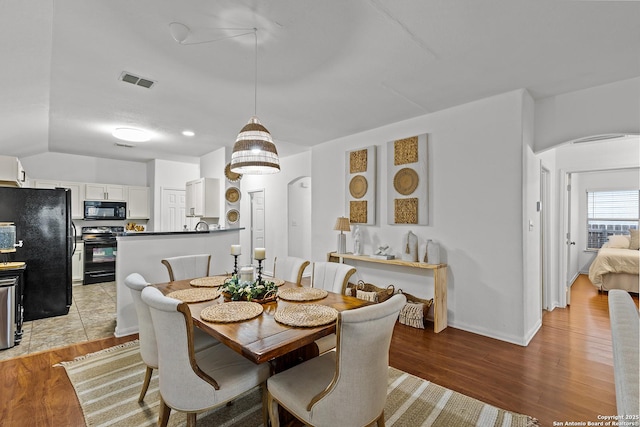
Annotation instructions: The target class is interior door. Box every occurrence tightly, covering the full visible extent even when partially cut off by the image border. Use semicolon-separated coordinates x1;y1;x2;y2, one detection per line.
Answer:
161;188;187;232
250;190;265;257
565;173;575;305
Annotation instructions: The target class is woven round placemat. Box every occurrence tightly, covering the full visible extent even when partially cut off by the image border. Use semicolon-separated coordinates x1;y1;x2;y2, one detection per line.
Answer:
263;278;285;287
274;304;338;327
278;287;328;302
200;301;263;323
166;288;221;303
190;276;229;287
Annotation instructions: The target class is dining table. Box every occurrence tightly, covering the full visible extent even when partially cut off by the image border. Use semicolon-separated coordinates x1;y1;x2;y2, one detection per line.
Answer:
152;277;372;370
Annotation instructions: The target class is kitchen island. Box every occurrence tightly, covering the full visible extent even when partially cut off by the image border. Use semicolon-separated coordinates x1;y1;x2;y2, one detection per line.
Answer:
114;228;243;337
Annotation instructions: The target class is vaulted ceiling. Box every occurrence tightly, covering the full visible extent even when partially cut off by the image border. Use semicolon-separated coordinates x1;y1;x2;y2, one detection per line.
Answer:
1;1;639;164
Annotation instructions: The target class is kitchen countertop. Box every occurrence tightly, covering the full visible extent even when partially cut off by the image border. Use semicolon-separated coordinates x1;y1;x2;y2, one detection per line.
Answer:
119;228;243;237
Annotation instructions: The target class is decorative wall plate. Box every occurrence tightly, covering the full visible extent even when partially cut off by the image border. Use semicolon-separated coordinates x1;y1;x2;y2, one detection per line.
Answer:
225;187;241;203
226;209;239;224
224;163;242;182
393;168;419;195
349;175;368;199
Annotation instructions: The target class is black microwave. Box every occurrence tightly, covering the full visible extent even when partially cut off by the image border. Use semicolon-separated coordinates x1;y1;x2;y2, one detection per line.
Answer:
84;201;127;220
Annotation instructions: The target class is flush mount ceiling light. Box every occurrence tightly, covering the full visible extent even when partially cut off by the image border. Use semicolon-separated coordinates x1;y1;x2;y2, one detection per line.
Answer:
182;130;195;137
112;127;151;142
168;22;280;174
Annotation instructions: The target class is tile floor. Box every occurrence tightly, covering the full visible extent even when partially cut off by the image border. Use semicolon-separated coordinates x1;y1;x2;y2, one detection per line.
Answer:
0;281;116;361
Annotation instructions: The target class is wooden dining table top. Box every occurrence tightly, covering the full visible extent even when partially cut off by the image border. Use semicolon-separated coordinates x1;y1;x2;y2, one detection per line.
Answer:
152;277;371;364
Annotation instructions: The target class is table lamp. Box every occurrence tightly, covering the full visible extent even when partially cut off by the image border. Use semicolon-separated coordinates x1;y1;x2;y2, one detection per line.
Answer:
334;217;351;254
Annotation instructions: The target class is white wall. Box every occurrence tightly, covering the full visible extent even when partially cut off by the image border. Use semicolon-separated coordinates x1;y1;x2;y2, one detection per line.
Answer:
288;176;312;266
522;89;542;343
312;90;529;344
535;77;640;152
235;151;312;275
200;148;227;225
21;151;147;185
147;159;199;231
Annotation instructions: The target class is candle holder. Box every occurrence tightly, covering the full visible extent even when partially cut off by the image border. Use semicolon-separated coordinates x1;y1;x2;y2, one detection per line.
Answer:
256;259;264;286
232;254;239;276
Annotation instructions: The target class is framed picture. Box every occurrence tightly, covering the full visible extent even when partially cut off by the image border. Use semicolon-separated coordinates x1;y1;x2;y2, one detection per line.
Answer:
387;134;428;225
345;146;376;225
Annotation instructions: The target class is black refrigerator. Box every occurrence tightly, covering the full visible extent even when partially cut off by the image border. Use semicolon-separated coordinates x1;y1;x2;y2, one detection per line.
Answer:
0;187;73;320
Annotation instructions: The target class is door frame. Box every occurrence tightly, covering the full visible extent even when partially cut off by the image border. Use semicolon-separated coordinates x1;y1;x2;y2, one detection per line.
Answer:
249;189;266;260
540;166;551;311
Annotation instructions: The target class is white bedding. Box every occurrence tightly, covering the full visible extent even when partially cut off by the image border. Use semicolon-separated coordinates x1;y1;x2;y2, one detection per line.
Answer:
588;247;640;291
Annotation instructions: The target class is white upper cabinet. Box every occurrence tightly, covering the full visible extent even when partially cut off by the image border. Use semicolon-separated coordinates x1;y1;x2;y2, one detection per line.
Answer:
0;156;27;187
126;186;150;219
32;180;85;219
85;183;125;201
185;178;220;218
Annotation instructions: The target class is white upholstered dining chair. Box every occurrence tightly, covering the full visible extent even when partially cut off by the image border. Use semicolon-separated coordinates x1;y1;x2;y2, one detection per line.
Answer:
161;254;211;282
311;262;357;353
273;256;310;286
124;273;219;402
267;293;406;427
141;286;271;427
311;261;356;294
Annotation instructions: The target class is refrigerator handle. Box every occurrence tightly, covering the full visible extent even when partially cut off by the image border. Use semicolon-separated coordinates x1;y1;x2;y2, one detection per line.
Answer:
71;222;77;255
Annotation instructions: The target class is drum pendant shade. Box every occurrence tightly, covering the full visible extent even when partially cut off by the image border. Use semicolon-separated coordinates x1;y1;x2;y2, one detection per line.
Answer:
230;116;280;174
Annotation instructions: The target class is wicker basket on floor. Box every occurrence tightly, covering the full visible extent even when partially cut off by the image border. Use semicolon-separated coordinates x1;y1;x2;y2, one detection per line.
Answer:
345;280;395;303
396;289;433;329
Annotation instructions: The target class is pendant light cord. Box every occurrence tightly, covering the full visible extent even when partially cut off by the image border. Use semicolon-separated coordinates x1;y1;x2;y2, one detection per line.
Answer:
253;28;258;117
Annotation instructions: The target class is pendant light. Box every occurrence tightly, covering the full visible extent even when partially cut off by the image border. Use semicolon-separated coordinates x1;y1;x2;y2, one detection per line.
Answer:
230;29;280;174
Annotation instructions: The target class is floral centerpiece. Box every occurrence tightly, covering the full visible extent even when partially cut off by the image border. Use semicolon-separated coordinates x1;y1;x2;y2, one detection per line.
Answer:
222;276;278;303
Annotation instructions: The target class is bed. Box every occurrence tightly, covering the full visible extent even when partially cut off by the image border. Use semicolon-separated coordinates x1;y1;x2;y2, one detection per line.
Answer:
588;233;639;293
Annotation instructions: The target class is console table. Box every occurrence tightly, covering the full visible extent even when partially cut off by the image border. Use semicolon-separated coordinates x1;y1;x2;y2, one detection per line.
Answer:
328;252;448;333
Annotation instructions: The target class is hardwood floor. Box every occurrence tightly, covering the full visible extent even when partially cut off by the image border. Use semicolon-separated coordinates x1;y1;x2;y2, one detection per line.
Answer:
0;275;636;427
391;275;638;427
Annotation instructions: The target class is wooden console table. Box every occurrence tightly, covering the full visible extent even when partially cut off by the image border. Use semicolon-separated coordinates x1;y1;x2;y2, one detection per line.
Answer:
328;252;448;333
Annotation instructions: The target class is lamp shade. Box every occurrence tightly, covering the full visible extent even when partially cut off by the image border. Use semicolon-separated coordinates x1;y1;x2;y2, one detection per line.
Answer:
230;116;280;175
334;217;351;232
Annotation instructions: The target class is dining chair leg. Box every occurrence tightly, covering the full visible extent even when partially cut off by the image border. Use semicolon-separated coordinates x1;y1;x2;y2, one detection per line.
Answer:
158;397;171;427
186;412;197;427
267;389;280;427
261;383;269;427
376;410;385;427
138;366;153;402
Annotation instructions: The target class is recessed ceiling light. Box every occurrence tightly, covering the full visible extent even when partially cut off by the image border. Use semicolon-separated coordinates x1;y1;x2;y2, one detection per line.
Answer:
182;130;195;137
112;128;151;142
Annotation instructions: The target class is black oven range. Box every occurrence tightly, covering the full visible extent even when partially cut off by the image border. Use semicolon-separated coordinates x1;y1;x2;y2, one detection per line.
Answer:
81;226;123;285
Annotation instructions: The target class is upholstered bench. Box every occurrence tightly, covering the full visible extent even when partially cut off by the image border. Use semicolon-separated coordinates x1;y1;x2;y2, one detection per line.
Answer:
607;290;639;418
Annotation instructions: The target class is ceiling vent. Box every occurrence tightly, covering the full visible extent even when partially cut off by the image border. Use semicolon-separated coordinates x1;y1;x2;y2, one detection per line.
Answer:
114;142;135;148
119;71;156;89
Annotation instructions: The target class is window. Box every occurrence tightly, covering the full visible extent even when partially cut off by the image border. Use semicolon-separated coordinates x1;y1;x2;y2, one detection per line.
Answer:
586;190;639;250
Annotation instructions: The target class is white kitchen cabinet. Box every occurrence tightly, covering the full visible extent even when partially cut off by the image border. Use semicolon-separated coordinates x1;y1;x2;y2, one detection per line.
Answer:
85;183;125;201
126;186;150;219
33;180;85;219
0;156;27;187
72;241;84;283
185;178;220;218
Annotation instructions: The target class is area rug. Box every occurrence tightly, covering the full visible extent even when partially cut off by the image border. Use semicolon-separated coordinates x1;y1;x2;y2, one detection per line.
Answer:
57;340;538;427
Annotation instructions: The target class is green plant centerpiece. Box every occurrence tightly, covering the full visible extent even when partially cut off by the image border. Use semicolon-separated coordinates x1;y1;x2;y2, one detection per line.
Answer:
222;275;278;303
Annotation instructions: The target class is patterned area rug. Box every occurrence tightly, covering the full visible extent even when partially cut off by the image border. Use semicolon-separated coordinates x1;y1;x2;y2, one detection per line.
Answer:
57;340;538;427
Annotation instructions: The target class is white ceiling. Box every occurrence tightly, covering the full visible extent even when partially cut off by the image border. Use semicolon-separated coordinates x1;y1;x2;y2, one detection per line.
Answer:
1;0;639;165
